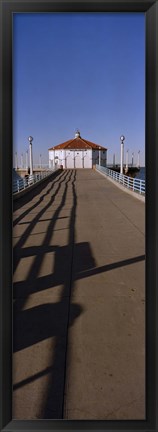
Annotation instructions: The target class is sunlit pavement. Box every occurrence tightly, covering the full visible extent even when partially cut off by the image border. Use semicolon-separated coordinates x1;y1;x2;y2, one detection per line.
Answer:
13;169;145;420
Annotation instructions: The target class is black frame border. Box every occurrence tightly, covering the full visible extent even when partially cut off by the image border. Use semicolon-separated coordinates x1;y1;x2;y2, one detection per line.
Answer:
0;1;158;431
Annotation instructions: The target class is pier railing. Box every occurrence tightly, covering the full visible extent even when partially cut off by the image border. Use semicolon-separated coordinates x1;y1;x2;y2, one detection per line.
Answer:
96;165;145;195
13;169;57;194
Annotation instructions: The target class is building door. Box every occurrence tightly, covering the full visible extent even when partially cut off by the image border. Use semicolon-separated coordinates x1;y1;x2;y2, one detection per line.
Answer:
65;151;74;169
83;150;92;168
74;151;82;168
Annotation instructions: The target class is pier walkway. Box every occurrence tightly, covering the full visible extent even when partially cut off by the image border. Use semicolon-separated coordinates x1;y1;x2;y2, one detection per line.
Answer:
13;168;145;420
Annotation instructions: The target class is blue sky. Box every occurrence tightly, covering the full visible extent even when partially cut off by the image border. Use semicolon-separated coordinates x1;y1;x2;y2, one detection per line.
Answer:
13;12;145;166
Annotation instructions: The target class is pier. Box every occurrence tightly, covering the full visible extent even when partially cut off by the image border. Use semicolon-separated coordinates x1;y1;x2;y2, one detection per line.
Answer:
13;168;145;420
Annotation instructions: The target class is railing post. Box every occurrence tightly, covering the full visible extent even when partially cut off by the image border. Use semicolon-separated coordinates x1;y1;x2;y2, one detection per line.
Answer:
95;165;145;196
140;180;142;194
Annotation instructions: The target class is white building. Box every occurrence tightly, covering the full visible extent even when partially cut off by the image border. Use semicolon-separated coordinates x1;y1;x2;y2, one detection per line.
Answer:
48;130;107;169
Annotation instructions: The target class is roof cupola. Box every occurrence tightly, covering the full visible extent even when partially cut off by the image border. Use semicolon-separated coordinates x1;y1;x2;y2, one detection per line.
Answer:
75;129;81;138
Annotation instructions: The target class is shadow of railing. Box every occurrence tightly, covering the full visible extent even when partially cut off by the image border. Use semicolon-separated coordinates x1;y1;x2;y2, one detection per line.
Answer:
13;169;95;418
13;169;70;274
13;169;145;419
13;169;66;227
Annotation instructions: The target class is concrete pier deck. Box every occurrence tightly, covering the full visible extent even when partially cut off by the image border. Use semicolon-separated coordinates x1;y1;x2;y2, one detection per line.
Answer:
13;168;145;420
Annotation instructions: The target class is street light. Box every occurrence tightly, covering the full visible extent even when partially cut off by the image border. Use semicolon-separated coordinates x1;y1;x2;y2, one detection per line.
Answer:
39;154;42;169
137;150;140;168
21;153;24;169
26;150;28;170
82;150;87;168
15;152;18;170
99;146;101;166
28;136;33;143
132;152;134;167
120;135;125;174
125;149;129;173
28;136;33;175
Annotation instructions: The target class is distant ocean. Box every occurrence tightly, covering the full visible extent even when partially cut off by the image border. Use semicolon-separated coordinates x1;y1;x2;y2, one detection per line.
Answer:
135;167;145;181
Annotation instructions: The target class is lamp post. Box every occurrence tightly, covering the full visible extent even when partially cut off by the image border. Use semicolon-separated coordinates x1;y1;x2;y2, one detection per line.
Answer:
113;153;115;167
64;149;66;169
82;151;87;168
99;147;101;166
120;135;125;174
21;153;24;169
137;150;140;168
125;149;129;173
50;148;55;169
82;150;84;168
39;154;42;169
132;152;134;167
28;136;33;175
15;152;18;170
26;150;28;170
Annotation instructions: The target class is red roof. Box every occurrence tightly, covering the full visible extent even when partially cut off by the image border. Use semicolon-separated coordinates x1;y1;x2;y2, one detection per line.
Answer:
48;136;107;151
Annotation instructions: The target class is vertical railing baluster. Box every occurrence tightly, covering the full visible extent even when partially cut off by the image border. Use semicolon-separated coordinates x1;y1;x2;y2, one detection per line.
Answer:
92;165;145;195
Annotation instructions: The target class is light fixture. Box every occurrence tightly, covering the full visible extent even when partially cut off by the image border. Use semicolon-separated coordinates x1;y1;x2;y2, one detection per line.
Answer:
28;136;33;143
120;135;125;142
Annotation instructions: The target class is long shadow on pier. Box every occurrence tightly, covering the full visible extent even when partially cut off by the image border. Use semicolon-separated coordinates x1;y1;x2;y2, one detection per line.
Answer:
13;169;145;419
13;169;95;418
13;169;66;227
13;169;70;274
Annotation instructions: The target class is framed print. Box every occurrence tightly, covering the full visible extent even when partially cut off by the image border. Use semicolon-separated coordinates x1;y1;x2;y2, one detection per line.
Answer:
0;0;158;431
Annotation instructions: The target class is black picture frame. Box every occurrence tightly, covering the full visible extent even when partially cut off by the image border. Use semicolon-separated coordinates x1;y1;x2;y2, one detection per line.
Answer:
0;0;158;431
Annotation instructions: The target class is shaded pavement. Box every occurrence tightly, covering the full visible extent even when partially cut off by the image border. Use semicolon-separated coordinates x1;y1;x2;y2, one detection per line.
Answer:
13;169;145;420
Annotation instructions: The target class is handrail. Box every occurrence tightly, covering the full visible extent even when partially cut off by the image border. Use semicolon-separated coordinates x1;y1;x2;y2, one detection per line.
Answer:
13;169;57;194
106;163;140;168
96;165;145;195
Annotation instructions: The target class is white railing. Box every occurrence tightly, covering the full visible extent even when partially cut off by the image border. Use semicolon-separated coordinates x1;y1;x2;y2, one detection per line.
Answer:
32;164;50;169
106;163;139;168
96;165;145;195
14;164;50;170
13;169;57;194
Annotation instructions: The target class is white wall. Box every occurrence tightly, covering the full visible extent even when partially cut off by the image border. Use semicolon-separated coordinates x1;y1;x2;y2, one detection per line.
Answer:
55;150;65;167
48;148;106;168
49;150;54;168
